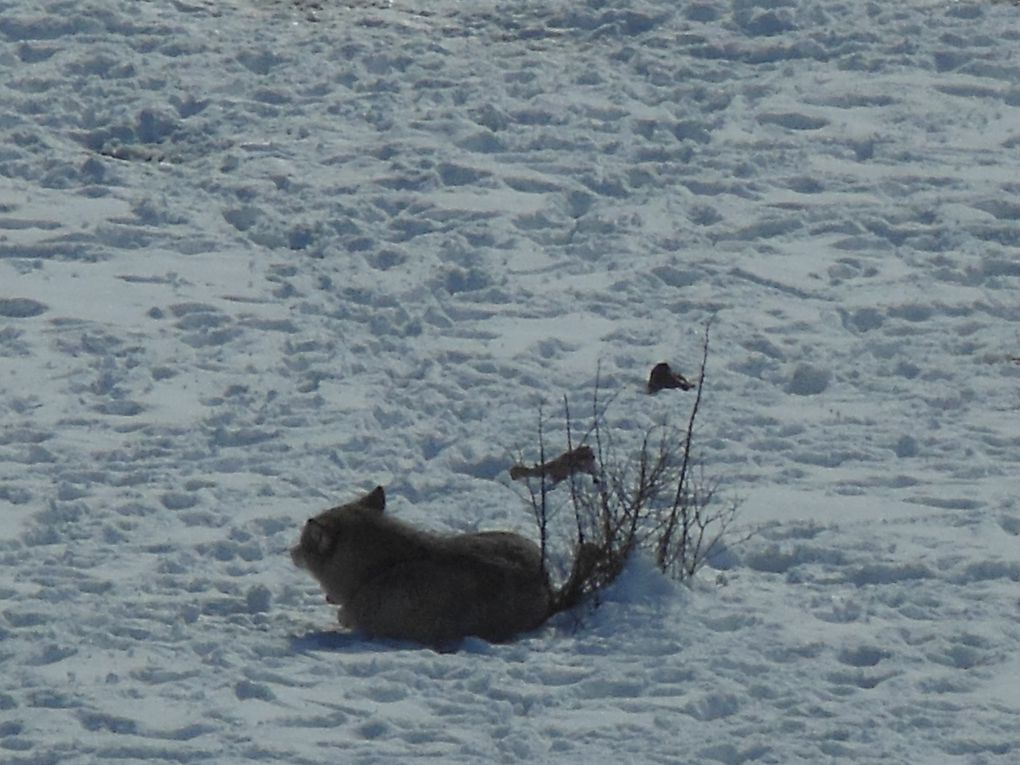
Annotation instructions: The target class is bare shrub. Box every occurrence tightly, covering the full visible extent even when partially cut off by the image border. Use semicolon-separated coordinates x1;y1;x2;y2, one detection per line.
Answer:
514;322;739;615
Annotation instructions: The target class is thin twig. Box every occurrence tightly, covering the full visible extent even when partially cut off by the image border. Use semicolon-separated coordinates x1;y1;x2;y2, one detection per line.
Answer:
537;405;548;575
564;394;585;545
658;320;712;568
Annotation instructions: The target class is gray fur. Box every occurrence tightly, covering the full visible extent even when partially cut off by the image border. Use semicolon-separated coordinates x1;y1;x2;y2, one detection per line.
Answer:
290;486;552;646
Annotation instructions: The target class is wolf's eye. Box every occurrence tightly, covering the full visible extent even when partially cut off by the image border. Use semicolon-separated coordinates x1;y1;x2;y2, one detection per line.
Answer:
305;518;335;556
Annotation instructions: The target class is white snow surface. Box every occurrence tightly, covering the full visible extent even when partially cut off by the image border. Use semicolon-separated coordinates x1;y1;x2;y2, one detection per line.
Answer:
2;0;1020;762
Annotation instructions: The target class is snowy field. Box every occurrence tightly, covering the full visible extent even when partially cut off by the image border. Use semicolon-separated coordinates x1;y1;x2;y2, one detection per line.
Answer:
2;0;1020;762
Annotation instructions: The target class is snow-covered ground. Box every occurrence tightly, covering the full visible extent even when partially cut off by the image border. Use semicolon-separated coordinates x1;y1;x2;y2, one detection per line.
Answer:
2;0;1020;762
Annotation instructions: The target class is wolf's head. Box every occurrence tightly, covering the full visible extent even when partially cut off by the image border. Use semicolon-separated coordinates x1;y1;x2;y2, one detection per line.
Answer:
290;485;385;570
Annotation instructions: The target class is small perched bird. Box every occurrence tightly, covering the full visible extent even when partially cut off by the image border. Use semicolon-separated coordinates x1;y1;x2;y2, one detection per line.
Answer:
647;362;695;394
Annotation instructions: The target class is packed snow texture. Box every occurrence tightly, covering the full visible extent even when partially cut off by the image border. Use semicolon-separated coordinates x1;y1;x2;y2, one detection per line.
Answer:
2;0;1020;763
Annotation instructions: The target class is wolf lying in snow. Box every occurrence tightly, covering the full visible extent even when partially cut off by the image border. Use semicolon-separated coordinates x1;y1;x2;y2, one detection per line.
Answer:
291;486;555;645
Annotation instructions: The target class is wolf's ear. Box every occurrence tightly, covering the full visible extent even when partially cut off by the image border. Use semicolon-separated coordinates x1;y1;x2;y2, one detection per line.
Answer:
363;485;385;514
